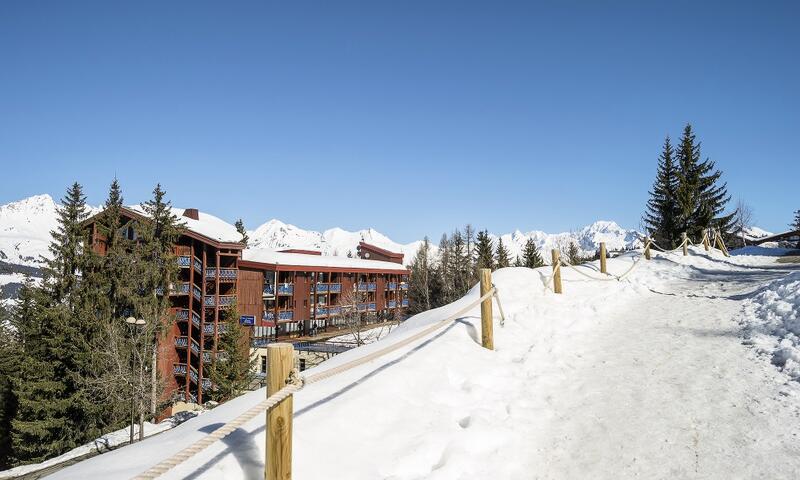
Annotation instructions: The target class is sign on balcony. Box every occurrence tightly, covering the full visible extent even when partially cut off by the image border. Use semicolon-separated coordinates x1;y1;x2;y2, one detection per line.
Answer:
240;315;255;326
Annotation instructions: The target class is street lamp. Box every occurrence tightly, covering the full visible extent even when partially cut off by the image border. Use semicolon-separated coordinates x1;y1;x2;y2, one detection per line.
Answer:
125;317;146;443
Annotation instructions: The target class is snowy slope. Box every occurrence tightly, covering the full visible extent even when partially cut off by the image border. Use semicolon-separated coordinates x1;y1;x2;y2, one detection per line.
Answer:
0;194;60;267
44;247;800;479
247;219;424;261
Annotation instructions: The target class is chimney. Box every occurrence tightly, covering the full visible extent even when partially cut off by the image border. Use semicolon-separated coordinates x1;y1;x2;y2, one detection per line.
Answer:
182;208;199;220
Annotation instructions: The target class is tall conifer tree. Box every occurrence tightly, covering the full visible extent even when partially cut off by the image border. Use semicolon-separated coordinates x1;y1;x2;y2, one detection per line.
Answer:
644;137;680;247
495;238;511;268
521;238;544;268
675;124;733;239
474;230;494;272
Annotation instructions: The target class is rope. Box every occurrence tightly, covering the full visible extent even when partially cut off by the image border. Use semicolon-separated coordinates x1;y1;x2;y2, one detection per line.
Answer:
492;285;506;327
135;287;503;479
135;379;303;479
560;258;618;281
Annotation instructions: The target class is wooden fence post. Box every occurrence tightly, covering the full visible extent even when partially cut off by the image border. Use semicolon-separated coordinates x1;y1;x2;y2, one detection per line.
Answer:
599;242;607;274
682;232;688;256
266;343;294;480
703;229;710;251
551;249;562;294
644;237;651;260
715;229;730;257
479;268;494;350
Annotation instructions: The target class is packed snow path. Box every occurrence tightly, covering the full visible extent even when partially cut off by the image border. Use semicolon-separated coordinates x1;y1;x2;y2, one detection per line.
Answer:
49;249;800;480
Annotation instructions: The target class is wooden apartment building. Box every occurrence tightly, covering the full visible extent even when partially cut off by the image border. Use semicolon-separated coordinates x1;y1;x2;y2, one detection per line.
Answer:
85;206;409;405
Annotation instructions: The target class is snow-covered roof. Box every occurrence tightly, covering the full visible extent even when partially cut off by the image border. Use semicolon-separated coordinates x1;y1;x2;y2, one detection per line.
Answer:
242;248;408;271
126;205;243;244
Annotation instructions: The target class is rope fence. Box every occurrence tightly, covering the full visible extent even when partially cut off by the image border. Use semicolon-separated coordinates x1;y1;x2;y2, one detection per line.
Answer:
135;228;732;479
135;280;505;480
545;228;731;294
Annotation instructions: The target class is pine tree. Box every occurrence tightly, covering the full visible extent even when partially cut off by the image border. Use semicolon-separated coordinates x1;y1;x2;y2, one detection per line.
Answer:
521;238;544;268
644;136;680;247
513;256;523;267
449;229;470;297
235;219;249;246
11;183;103;464
566;241;582;265
791;210;800;230
675;124;734;240
474;230;494;272
463;225;477;284
136;184;184;418
0;306;18;469
408;238;434;313
495;238;511;268
44;182;90;302
207;304;256;402
437;234;454;304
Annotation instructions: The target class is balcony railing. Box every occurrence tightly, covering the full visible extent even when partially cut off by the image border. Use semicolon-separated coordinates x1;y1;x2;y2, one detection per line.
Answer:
357;282;377;292
203;351;212;364
263;284;275;296
315;283;329;294
400;283;409;290
205;268;238;281
177;256;191;268
357;303;368;312
171;282;191;296
189;365;199;384
191;311;201;328
192;285;202;302
193;257;202;275
277;284;294;295
173;363;187;376
401;299;409;306
201;378;212;390
204;295;236;307
368;302;376;311
313;306;329;317
264;311;275;321
329;283;342;293
328;305;342;316
278;310;293;321
175;309;189;322
203;323;215;336
387;282;398;290
388;300;397;308
175;336;188;348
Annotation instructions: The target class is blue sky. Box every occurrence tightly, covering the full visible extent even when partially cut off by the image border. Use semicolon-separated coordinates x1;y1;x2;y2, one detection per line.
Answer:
0;1;797;242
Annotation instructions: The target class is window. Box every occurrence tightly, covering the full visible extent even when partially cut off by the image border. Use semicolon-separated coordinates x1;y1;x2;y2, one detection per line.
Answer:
299;358;306;372
261;355;267;374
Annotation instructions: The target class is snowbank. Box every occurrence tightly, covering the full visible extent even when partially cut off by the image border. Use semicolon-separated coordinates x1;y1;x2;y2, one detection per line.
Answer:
741;272;800;379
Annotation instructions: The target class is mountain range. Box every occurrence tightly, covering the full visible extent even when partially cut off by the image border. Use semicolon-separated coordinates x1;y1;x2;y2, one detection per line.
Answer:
0;193;773;300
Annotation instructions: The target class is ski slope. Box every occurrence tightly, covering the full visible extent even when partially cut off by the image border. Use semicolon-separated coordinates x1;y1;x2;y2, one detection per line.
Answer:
47;247;800;479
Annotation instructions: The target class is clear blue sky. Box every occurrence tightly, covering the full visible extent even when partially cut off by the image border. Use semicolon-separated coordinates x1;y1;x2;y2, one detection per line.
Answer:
0;1;797;242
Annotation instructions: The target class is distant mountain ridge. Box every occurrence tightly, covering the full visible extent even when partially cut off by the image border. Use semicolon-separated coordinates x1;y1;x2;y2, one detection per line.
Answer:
1;193;771;300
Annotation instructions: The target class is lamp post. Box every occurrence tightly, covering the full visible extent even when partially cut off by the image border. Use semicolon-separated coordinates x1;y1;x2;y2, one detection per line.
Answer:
125;316;147;443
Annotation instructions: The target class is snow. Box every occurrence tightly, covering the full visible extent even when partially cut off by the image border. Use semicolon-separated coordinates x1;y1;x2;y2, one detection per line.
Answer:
242;248;408;271
741;272;800;379
0;194;60;267
46;246;800;479
0;412;200;479
247;219;424;261
126;205;243;244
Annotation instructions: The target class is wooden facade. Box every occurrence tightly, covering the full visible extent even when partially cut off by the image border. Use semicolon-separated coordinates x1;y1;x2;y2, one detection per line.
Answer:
84;206;409;408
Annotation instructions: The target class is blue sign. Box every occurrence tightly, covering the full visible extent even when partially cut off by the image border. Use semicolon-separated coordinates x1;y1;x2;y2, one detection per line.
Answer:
240;315;255;326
